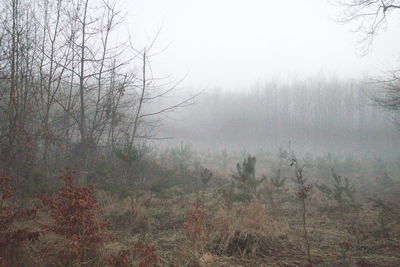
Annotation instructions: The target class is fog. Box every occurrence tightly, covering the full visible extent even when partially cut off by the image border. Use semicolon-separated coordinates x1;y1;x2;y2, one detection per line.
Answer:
157;76;400;158
1;1;400;265
117;0;400;158
121;0;400;90
1;0;400;169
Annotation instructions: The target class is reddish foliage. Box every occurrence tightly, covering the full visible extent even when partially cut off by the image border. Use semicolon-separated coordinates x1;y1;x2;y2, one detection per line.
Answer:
37;168;110;265
106;242;160;267
107;249;133;267
296;184;313;199
0;173;40;266
134;242;161;267
183;201;208;245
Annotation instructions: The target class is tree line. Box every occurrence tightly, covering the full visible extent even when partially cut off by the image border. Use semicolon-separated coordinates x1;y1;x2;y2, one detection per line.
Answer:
161;77;400;157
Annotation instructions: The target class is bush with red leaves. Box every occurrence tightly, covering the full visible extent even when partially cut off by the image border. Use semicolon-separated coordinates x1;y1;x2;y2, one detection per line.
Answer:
37;169;110;266
106;242;161;267
0;173;40;266
183;201;208;251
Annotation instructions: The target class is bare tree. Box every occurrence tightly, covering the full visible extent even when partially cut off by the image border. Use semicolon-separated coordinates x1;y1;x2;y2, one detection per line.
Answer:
335;0;400;126
335;0;400;51
57;0;132;167
0;0;40;176
370;69;400;125
0;0;196;183
113;39;198;168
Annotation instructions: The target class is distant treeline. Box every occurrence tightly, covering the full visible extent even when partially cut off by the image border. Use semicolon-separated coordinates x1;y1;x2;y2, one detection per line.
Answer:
160;77;400;157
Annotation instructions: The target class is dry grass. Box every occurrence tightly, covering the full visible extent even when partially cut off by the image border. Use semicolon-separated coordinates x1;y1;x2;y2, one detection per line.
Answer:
93;187;400;266
10;177;400;266
210;200;301;259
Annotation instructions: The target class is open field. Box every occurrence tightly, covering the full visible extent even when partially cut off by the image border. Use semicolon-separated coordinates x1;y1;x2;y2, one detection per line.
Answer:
2;149;400;266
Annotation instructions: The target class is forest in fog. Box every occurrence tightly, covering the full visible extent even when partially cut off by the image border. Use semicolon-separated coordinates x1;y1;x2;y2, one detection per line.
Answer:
160;77;400;157
0;0;399;266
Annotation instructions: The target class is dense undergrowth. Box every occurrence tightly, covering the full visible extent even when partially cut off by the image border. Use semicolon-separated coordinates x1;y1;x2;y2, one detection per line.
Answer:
1;147;400;266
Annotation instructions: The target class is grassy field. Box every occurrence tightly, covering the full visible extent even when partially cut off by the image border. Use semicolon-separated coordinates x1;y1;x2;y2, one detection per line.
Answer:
2;151;400;266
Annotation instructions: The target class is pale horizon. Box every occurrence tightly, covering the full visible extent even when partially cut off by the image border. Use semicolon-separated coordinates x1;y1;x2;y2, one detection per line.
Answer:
121;0;400;92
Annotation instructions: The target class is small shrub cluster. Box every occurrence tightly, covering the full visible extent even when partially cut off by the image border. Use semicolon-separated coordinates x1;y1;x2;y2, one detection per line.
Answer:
37;169;111;265
106;242;161;267
2;149;400;266
230;155;265;202
316;169;359;220
184;201;209;252
1;168;163;266
262;169;289;215
369;197;400;237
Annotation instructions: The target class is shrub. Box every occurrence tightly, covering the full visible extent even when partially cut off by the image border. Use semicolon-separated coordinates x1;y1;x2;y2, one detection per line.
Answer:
262;169;289;215
37;169;110;266
316;169;359;220
106;242;160;267
231;155;265;202
199;168;213;187
218;181;235;210
184;201;209;253
197;168;213;203
369;197;400;238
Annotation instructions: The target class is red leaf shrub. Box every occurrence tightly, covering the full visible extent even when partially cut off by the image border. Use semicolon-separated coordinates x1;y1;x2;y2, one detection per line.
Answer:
183;201;208;251
106;242;160;267
133;242;161;267
37;168;110;265
184;201;206;241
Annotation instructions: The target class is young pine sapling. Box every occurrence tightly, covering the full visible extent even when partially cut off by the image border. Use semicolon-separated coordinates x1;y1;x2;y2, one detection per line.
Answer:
231;155;265;202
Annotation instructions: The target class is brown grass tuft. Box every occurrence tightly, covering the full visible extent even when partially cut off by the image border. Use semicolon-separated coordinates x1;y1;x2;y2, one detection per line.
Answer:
210;200;298;257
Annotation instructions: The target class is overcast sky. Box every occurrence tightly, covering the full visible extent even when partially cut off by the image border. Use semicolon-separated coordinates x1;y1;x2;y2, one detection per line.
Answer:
120;0;400;91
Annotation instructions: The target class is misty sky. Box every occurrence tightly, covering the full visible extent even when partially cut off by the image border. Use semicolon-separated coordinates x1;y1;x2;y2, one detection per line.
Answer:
120;0;400;91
